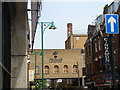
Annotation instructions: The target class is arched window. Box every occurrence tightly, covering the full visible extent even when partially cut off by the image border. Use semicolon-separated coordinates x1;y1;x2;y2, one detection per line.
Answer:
44;65;49;74
73;65;78;73
63;65;68;73
35;65;40;75
54;65;59;73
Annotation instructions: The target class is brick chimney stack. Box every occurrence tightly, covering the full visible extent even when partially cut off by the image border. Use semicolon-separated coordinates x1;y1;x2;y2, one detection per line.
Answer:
67;23;73;38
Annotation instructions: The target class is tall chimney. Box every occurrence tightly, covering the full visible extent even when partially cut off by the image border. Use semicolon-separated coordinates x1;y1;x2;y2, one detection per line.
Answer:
67;23;73;38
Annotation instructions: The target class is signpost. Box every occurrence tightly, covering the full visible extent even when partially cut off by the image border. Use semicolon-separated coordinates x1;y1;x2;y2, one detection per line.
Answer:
105;14;119;34
105;14;119;89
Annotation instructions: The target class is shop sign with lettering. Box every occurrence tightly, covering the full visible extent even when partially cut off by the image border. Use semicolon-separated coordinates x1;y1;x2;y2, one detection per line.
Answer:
104;37;111;69
49;58;62;63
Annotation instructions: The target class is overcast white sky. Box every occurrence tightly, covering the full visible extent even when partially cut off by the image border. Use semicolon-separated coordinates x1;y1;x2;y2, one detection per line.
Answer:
33;0;114;49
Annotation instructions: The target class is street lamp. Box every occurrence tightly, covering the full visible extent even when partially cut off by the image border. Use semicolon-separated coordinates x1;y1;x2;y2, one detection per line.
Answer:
39;21;57;90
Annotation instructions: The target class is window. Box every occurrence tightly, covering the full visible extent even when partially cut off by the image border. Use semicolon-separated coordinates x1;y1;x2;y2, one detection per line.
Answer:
73;65;78;73
76;37;79;40
90;63;92;74
81;49;84;54
98;39;101;50
95;41;97;52
95;58;98;61
86;47;88;57
87;64;89;75
44;65;49;74
89;45;91;56
82;67;86;76
99;57;102;64
35;66;40;75
54;65;59;73
63;65;68;73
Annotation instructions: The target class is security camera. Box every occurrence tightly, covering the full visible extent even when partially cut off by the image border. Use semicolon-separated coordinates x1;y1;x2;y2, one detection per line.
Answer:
27;60;31;63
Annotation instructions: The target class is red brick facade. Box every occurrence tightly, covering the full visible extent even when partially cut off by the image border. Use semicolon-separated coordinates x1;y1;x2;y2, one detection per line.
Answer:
84;1;120;88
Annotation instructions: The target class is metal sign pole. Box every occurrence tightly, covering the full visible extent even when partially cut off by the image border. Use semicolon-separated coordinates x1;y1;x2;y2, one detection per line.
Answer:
109;34;116;89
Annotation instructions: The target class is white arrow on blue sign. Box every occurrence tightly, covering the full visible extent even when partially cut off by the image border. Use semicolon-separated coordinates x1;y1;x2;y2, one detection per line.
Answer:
105;14;119;34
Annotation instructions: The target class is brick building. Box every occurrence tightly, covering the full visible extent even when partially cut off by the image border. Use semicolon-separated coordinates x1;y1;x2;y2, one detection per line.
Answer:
84;25;95;87
84;1;120;89
65;23;87;49
29;49;85;88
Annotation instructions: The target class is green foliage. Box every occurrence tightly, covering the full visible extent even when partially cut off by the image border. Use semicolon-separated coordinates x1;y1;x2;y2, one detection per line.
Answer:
34;79;47;89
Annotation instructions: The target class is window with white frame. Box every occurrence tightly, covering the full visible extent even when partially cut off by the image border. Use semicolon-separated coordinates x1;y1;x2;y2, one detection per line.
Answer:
95;41;97;52
98;39;101;50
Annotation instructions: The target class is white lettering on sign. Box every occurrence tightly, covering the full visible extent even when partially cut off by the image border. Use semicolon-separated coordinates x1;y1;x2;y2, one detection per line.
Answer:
104;38;110;64
49;58;62;63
